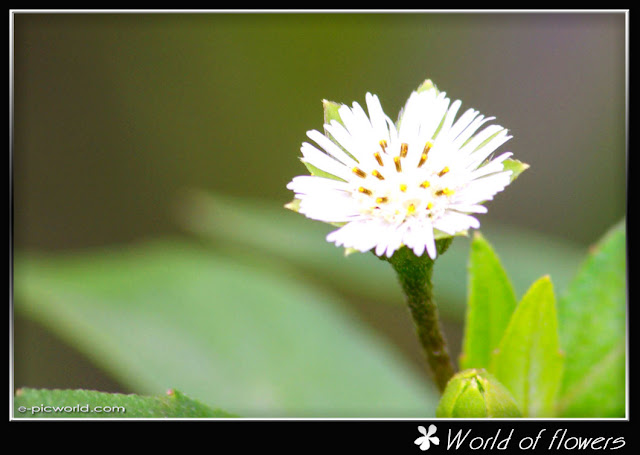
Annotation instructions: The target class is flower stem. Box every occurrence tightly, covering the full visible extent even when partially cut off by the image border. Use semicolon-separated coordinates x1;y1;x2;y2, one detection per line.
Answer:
385;240;456;393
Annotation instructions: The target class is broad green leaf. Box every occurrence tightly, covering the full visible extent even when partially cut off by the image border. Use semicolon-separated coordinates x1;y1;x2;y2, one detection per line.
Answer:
460;232;518;371
556;221;626;417
14;240;438;417
176;191;585;320
14;388;233;418
490;276;564;417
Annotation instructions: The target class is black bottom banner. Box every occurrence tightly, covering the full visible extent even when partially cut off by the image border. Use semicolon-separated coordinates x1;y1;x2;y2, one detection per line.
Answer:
11;418;633;453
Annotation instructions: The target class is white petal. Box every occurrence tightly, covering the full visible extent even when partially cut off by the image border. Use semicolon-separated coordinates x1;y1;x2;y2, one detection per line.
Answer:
452;115;494;150
459;124;505;156
449;202;488;214
298;196;360;223
416;93;450;147
306;129;358;167
365;92;393;140
347;101;375;141
327;220;380;253
458;171;512;204
438;103;470;141
287;175;351;195
465;131;512;169
372;222;404;257
402;219;436;259
434;211;479;235
468;152;512;179
300;142;352;181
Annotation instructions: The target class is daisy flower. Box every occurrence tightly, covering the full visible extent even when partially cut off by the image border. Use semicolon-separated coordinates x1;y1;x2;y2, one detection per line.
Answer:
286;80;524;260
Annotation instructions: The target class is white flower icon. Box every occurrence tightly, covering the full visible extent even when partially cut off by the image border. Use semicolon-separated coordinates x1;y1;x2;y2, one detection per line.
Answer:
415;425;440;451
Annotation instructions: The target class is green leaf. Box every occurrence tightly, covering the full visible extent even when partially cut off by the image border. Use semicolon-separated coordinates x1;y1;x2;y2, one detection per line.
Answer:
14;240;438;417
14;387;233;418
460;232;518;371
490;276;564;417
556;221;626;417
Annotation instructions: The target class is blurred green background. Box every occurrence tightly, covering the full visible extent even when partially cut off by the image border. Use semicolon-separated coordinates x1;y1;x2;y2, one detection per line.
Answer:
12;12;626;415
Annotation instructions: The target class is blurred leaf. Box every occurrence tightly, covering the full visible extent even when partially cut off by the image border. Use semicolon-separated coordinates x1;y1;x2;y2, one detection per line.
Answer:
556;221;626;417
490;276;563;417
176;191;585;320
14;387;233;418
14;240;438;417
459;232;518;371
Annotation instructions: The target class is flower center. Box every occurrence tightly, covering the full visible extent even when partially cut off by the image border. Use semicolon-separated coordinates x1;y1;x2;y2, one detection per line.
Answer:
351;140;455;224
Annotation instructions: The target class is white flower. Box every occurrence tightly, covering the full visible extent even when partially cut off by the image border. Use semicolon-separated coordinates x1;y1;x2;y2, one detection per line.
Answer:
287;80;517;259
415;424;439;451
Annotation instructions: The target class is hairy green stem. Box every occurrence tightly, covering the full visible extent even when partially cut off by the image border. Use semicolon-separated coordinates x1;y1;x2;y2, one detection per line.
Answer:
385;239;455;393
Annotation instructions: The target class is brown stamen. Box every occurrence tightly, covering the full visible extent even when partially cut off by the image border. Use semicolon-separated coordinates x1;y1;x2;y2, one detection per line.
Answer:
435;188;454;197
394;156;402;172
400;143;409;158
352;167;367;178
418;141;433;168
371;169;385;180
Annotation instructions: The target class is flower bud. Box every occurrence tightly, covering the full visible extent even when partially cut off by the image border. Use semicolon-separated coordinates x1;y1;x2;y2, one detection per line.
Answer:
436;369;522;418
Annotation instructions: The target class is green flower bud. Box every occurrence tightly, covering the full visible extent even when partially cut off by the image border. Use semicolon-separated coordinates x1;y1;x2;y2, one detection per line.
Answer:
436;369;522;418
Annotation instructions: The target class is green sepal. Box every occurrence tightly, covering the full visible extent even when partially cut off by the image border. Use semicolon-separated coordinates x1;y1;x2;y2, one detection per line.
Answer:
503;158;529;183
284;198;301;213
434;228;468;241
416;78;439;94
322;99;345;126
